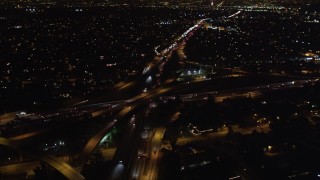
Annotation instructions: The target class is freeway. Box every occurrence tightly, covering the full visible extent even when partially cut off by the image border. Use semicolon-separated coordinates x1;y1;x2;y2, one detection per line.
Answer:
0;137;85;180
74;86;172;172
107;12;246;180
177;123;270;146
0;161;39;176
124;79;317;180
185;60;248;74
1;77;315;179
1;9;318;180
74;10;317;179
74;119;117;171
0;87;172;177
161;79;319;103
109;113;142;180
130;128;165;180
105;16;219;180
0;112;17;126
3;99;126;142
0;10;238;167
1;73;317;180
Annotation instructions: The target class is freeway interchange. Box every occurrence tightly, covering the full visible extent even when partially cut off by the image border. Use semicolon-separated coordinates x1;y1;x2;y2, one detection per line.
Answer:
1;11;320;180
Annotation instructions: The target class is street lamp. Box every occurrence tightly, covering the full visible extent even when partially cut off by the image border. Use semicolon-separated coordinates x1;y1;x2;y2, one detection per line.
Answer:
146;76;152;84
